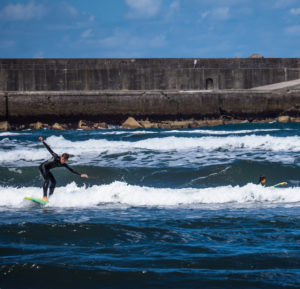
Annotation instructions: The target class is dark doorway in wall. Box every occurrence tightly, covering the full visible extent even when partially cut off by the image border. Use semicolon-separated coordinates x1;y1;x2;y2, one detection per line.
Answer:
206;78;213;90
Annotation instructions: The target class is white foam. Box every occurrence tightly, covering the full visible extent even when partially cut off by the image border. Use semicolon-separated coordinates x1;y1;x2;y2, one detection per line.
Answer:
8;168;22;174
0;134;299;166
1;182;300;209
96;130;156;135
74;128;282;136
39;134;300;152
162;129;282;135
0;132;23;137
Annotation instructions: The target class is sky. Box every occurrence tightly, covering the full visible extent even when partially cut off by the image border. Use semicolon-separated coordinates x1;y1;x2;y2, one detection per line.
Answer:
0;0;300;58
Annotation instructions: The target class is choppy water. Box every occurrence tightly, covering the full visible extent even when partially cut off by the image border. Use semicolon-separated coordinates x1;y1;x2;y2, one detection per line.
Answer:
1;123;300;289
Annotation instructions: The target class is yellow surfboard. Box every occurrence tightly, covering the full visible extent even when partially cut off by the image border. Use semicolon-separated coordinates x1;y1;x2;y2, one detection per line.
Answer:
272;182;287;188
25;197;48;206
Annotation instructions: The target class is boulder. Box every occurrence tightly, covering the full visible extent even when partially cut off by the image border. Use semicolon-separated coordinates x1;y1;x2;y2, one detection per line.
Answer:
0;121;10;131
171;121;191;129
183;119;224;128
29;121;44;130
79;120;108;129
252;118;274;123
94;122;108;129
191;120;209;128
52;123;66;130
223;119;244;125
277;116;290;123
78;120;93;130
206;119;223;126
122;117;142;129
158;121;188;129
158;122;172;129
15;124;26;131
290;117;300;123
139;120;159;129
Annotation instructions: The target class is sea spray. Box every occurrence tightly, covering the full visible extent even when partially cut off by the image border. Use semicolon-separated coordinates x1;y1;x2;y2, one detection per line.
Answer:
1;133;300;167
1;182;300;209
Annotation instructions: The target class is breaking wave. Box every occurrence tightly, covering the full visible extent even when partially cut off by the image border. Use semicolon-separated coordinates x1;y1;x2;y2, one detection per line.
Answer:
1;181;300;209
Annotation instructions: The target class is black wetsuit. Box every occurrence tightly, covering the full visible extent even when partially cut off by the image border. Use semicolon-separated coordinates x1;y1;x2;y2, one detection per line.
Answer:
39;141;80;197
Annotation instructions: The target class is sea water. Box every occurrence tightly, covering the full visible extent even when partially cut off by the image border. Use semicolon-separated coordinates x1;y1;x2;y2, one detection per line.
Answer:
1;123;300;289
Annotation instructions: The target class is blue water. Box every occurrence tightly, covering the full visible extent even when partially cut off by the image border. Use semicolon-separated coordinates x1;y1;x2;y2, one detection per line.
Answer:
1;123;300;288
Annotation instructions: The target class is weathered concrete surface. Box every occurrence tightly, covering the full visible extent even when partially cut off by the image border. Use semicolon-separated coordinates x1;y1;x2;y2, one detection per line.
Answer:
5;90;300;122
250;78;300;91
0;92;6;119
2;58;300;124
1;58;300;91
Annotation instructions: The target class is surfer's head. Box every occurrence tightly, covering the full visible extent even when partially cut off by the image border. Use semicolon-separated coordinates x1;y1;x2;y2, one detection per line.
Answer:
60;153;69;164
258;175;266;185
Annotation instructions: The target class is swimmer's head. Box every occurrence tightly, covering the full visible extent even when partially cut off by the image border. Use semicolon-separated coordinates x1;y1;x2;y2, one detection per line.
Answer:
258;175;266;185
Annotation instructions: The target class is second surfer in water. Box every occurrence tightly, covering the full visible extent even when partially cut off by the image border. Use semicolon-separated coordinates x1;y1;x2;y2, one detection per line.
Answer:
39;136;88;202
257;174;287;188
258;175;267;186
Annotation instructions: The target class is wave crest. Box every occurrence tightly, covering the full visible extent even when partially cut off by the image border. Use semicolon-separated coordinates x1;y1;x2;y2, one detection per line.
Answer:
1;182;300;209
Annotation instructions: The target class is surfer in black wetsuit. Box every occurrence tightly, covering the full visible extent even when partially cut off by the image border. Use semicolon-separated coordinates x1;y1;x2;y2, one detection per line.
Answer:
39;136;88;202
258;175;266;187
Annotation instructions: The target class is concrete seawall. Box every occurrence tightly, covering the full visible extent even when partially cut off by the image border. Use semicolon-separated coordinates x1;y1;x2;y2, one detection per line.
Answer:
2;89;300;124
1;58;300;91
0;93;6;120
1;58;300;127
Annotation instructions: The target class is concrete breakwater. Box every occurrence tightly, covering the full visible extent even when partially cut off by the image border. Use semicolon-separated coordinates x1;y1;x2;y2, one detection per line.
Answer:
1;58;300;130
1;89;300;130
1;58;300;91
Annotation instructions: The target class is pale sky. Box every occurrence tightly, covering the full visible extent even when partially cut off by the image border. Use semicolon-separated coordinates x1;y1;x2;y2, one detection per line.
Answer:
0;0;299;58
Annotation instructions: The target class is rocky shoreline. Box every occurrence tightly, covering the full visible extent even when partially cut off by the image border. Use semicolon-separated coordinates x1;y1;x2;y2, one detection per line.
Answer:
0;115;298;131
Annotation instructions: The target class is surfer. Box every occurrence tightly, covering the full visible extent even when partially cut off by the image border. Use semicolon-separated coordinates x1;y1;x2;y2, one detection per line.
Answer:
258;175;288;188
39;137;88;202
258;175;266;186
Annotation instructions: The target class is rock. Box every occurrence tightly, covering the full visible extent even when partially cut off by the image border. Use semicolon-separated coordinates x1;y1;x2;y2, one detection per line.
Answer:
0;121;10;131
223;119;244;125
179;121;192;129
191;120;209;128
158;122;171;129
122;117;142;129
15;124;26;131
174;121;191;129
139;120;159;129
206;119;223;126
252;118;274;123
290;117;300;123
29;121;44;130
277;116;290;123
78;120;108;129
52;123;66;130
78;120;84;129
94;122;108;129
159;121;190;129
78;120;93;130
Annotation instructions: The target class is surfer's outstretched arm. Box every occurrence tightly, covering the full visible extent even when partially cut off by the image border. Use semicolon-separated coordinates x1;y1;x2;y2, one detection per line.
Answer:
63;163;80;176
63;163;88;178
39;136;57;157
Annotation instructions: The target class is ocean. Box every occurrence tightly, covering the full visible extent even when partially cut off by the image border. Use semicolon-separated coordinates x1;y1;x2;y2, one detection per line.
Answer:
1;122;300;289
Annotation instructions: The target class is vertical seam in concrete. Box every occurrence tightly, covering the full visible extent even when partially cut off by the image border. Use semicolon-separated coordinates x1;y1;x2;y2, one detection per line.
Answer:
284;68;287;81
5;92;8;120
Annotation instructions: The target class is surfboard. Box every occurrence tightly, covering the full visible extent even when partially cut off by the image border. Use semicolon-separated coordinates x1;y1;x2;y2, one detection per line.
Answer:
24;197;48;206
272;182;287;188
